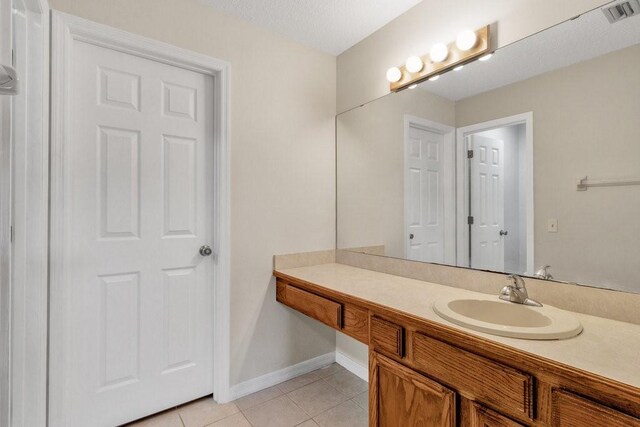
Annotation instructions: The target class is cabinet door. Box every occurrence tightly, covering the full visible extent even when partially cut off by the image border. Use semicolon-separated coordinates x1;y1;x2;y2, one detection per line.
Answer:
469;402;525;427
370;351;455;427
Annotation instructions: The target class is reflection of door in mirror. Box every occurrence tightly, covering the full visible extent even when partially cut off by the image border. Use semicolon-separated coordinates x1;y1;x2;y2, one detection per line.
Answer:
469;134;505;272
459;115;533;275
404;116;455;265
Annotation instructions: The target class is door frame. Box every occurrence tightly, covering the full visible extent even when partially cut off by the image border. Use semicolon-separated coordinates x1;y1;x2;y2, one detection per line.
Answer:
455;112;534;274
0;0;13;424
403;115;456;265
0;0;50;425
5;1;50;426
49;11;232;426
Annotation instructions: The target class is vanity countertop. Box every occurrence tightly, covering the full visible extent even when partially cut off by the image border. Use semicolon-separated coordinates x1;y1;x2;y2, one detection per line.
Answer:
275;262;640;390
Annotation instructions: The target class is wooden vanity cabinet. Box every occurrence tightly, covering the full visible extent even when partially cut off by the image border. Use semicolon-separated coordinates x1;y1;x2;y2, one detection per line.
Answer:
273;275;640;427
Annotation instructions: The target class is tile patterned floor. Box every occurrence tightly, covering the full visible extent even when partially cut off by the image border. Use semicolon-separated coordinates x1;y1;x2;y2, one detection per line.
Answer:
124;364;368;427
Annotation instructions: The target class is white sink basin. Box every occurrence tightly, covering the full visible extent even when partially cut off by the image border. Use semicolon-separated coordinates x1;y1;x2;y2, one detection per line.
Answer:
433;297;583;340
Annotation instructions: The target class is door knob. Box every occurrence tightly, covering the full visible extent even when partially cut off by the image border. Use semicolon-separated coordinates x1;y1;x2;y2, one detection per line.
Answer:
199;245;213;256
499;230;508;236
409;234;414;240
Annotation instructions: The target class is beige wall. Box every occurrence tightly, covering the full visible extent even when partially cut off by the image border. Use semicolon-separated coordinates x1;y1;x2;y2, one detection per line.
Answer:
336;332;368;371
337;88;455;257
337;0;608;113
49;0;337;387
456;44;640;293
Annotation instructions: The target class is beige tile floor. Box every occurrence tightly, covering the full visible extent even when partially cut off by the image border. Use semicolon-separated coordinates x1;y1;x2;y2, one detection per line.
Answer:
124;364;368;427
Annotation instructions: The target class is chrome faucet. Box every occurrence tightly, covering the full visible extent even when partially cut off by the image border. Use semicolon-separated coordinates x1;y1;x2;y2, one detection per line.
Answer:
499;274;543;307
534;265;554;280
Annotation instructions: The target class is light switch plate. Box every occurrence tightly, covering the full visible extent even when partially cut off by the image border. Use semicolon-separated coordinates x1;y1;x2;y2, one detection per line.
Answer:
548;218;558;233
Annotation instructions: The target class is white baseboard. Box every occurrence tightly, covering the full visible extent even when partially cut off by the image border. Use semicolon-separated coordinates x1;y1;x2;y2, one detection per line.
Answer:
335;351;369;382
228;352;335;401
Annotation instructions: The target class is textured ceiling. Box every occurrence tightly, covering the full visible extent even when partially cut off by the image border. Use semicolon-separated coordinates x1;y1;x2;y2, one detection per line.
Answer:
199;0;423;55
420;4;640;101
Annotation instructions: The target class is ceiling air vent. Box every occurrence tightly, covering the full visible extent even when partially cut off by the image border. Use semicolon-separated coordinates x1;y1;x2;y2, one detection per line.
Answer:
602;0;640;23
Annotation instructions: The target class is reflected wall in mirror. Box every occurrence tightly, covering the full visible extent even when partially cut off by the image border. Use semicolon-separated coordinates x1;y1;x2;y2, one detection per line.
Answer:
337;3;640;293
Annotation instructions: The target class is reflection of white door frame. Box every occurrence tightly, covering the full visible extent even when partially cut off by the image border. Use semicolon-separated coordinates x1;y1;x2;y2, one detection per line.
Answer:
455;112;534;274
2;1;49;426
404;115;456;264
50;12;231;426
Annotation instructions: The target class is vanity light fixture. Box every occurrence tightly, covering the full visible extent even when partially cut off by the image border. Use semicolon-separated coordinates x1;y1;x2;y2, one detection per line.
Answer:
408;84;418;89
430;43;449;63
386;25;491;92
386;66;403;83
453;65;464;71
479;53;493;61
405;56;424;73
428;75;440;82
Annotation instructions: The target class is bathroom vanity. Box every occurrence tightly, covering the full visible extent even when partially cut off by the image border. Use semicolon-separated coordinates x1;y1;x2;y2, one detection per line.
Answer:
278;3;640;425
274;263;640;427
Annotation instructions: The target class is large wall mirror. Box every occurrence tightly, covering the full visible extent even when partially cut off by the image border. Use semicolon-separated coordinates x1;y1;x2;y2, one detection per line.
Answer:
337;2;640;293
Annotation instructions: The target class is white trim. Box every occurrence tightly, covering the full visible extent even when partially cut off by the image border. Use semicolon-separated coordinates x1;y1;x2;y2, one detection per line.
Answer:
335;351;369;382
49;11;232;425
404;115;456;265
0;0;14;423
228;353;336;401
456;112;534;274
8;1;50;426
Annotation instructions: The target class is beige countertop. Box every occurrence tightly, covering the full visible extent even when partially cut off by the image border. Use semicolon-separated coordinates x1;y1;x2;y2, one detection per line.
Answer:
277;263;640;390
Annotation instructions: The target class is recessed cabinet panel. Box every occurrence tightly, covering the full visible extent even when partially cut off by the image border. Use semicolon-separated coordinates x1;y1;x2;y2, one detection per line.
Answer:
370;316;404;358
413;333;534;419
372;352;455;427
470;402;525;427
341;304;369;343
276;280;342;329
551;390;640;427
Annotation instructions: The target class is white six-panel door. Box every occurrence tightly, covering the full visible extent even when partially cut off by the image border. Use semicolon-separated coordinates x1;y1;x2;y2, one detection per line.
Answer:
56;38;215;426
470;134;505;271
406;124;447;263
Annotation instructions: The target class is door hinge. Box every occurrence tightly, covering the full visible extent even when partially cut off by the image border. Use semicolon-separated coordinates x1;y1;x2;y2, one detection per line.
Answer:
10;226;14;243
467;216;474;225
467;149;474;159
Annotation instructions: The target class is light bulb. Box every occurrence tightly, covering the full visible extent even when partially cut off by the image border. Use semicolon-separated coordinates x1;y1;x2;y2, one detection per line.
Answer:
454;65;464;71
429;75;440;82
456;30;477;51
430;43;449;63
408;84;418;90
386;67;402;83
479;53;493;62
405;56;424;73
